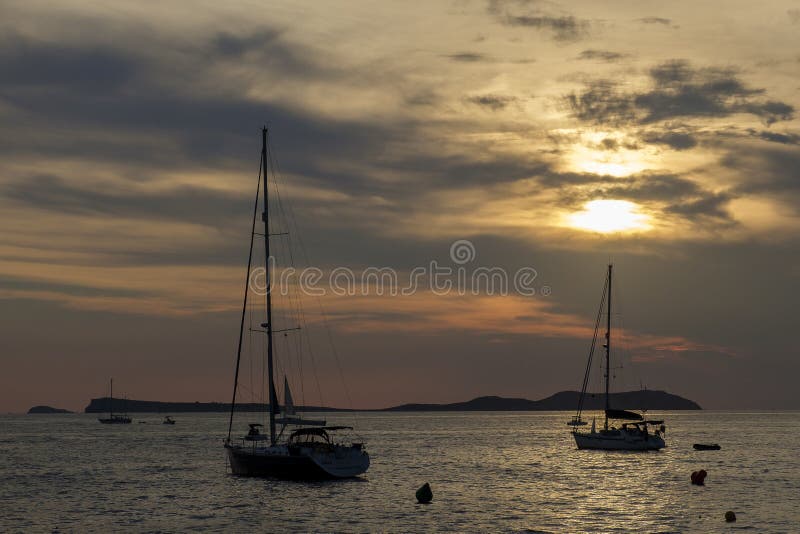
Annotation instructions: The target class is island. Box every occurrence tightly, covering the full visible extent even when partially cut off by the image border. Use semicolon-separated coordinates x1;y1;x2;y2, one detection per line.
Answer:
28;405;74;414
385;390;701;411
83;389;699;413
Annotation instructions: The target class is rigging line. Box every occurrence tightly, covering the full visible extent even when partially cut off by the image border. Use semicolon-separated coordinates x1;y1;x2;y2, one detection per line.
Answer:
226;152;262;443
269;145;360;431
268;143;325;409
264;141;314;415
266;147;306;411
614;272;636;400
576;271;608;419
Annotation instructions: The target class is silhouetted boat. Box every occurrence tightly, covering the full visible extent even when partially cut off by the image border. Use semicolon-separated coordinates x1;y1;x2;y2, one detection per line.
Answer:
223;128;369;479
693;443;721;450
570;265;666;450
98;378;131;424
162;416;176;425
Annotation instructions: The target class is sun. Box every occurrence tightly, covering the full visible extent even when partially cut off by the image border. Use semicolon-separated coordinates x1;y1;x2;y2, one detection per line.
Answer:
568;199;651;233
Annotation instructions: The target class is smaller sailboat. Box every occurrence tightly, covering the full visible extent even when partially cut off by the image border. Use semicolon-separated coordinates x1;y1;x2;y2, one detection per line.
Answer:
98;378;131;424
571;265;665;451
162;416;176;425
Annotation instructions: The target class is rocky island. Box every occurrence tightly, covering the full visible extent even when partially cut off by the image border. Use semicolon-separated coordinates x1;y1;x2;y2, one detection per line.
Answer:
83;389;699;413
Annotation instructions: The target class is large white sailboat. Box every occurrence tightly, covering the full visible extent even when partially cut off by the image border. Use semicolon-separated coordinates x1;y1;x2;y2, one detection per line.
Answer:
223;127;369;479
570;264;666;451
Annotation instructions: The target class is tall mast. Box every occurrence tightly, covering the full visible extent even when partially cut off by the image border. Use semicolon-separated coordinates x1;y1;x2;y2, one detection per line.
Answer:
262;127;277;446
110;378;113;418
604;264;612;430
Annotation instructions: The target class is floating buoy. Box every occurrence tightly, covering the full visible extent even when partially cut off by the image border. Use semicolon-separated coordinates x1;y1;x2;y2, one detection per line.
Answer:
690;469;707;485
416;482;433;504
725;510;736;522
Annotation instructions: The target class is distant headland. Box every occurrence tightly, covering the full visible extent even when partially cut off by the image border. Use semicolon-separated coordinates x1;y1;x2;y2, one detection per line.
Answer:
81;389;699;413
28;405;74;414
385;390;701;411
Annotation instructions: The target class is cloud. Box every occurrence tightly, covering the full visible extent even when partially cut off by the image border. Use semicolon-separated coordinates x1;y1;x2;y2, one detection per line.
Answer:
722;144;800;199
3;174;248;227
577;49;628;62
640;130;698;150
637;17;672;26
565;60;795;126
465;94;518;110
559;172;736;224
748;130;800;145
445;52;489;62
488;1;591;42
0;33;139;90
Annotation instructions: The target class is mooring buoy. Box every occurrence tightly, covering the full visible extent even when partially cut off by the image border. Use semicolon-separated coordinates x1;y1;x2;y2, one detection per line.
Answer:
416;482;433;504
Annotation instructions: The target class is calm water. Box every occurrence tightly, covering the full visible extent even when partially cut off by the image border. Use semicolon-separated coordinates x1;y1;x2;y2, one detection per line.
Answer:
1;411;798;532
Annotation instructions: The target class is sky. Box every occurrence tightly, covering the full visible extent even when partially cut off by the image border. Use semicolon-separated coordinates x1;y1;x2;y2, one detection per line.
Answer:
1;0;799;413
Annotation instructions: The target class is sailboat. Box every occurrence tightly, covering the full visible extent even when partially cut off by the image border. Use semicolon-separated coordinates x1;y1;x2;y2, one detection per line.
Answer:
223;127;370;479
98;378;131;424
570;265;666;450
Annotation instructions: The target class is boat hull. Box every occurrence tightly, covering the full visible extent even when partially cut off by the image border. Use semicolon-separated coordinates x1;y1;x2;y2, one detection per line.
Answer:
98;417;131;424
573;430;665;451
225;444;369;480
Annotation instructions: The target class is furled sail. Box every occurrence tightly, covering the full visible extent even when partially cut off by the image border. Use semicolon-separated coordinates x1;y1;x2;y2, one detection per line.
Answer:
283;376;295;416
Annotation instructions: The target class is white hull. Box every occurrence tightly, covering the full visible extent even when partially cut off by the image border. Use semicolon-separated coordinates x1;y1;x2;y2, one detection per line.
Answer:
227;443;369;479
573;429;665;451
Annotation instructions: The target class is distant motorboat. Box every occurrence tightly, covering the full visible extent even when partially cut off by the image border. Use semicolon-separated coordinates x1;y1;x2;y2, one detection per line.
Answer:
98;378;132;425
162;416;176;425
570;265;666;451
693;443;721;450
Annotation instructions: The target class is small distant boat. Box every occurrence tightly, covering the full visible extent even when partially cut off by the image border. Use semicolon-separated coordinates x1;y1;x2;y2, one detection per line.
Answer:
570;265;666;451
98;378;132;425
693;443;721;450
162;416;176;425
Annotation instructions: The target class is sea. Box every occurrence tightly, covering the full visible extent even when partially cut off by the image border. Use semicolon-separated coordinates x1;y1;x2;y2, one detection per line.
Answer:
1;411;798;532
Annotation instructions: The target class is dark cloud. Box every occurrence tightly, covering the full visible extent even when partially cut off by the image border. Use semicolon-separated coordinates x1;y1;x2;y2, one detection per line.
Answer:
722;146;800;199
466;94;517;110
208;28;337;80
748;129;800;145
488;1;590;42
211;28;282;56
445;52;489;62
641;130;698;150
0;34;139;89
565;60;795;126
545;171;735;224
577;50;627;62
502;15;589;41
665;191;733;220
563;80;637;125
0;31;415;198
4;174;249;227
638;17;672;25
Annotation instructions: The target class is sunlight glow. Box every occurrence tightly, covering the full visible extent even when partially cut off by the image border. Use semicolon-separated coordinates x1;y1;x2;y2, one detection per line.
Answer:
578;160;646;178
568;199;651;233
562;130;649;178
